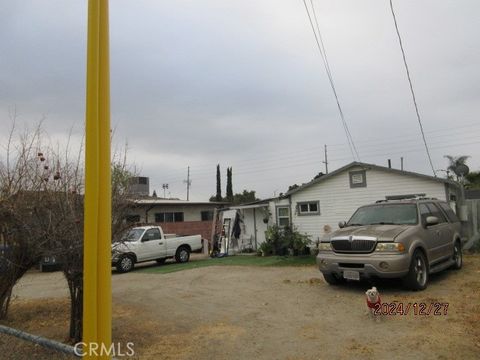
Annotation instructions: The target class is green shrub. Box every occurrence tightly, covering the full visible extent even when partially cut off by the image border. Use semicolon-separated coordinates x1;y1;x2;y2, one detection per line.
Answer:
261;225;311;256
259;241;274;256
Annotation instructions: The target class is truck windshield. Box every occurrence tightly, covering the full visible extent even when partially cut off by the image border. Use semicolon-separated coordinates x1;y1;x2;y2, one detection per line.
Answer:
348;204;418;226
121;228;144;242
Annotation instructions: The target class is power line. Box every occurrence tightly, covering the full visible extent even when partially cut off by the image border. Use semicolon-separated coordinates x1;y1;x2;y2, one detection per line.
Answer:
389;0;436;176
301;0;360;161
152;137;480;188
153;126;480;182
161;139;480;193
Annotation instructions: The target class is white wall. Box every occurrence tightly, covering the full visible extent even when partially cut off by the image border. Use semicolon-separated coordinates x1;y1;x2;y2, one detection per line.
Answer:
239;207;269;249
290;166;448;242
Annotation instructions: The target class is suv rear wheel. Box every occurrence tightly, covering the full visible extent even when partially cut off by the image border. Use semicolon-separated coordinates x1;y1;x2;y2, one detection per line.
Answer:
451;241;462;270
403;249;428;291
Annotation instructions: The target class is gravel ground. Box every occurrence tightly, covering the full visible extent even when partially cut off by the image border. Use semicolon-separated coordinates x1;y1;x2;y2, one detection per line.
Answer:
2;254;479;360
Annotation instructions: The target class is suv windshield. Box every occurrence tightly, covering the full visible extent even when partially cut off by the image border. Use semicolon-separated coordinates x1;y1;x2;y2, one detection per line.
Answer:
348;204;418;226
121;228;144;242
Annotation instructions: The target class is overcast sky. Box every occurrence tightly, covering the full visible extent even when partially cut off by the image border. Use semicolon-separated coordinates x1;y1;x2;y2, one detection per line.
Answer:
1;0;479;201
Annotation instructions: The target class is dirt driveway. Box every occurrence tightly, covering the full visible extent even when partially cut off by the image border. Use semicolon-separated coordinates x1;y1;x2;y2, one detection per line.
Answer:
3;255;480;359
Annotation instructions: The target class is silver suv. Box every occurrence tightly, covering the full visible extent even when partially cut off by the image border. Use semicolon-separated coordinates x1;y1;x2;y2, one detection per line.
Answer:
317;197;463;290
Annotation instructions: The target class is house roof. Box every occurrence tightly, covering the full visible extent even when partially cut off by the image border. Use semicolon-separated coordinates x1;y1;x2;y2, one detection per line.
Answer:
285;161;458;196
131;198;228;206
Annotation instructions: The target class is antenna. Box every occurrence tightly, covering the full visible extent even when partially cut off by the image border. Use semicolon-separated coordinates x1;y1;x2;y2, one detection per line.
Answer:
322;144;329;174
183;166;191;201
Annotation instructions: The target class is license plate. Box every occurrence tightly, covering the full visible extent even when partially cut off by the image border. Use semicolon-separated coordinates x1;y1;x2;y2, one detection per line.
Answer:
343;270;360;281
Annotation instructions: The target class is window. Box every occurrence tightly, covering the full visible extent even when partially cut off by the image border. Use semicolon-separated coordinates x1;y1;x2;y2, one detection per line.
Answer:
174;212;184;222
142;228;161;241
426;203;447;223
126;214;140;223
138;177;148;185
276;206;290;227
438;202;460;223
349;170;367;188
297;201;320;216
419;204;432;225
419;203;447;225
201;211;214;221
155;212;184;223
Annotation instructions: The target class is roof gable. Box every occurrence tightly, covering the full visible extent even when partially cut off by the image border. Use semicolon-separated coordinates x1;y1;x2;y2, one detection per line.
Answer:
285;162;457;196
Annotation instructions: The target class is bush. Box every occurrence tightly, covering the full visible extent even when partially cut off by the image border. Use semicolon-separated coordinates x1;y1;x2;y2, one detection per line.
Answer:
261;225;311;256
259;241;274;256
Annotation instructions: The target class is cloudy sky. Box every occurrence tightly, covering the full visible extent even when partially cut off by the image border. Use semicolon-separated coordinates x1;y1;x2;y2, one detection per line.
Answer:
1;0;479;201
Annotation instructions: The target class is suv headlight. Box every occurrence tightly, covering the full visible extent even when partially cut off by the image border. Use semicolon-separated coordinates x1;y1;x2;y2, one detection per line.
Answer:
318;242;332;251
375;242;405;252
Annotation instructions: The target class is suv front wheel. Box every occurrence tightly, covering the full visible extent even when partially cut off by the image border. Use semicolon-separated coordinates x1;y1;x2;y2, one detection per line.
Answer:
403;249;428;291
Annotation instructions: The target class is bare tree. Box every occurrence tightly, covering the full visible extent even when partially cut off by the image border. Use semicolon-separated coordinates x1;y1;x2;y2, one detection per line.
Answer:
0;122;48;318
0;121;134;343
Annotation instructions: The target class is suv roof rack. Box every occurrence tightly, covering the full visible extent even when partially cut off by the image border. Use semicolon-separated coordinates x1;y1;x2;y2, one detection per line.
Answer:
385;194;426;200
375;194;439;203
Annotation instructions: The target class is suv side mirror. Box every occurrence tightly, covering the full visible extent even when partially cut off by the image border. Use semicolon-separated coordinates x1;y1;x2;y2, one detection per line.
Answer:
338;221;347;228
425;216;439;226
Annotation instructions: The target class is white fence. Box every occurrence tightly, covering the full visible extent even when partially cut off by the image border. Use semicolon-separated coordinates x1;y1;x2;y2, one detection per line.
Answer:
464;199;480;249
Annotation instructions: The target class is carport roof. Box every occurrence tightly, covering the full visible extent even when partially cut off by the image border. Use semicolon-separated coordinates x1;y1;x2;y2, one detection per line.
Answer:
131;199;228;206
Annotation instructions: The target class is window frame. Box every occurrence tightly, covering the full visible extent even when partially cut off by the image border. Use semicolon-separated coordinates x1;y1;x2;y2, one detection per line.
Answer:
276;206;291;227
438;202;460;223
201;210;214;221
425;203;447;224
297;201;320;216
142;228;162;241
349;170;367;188
154;212;184;223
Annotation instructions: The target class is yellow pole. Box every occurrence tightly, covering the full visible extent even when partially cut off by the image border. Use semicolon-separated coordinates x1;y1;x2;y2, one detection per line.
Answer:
83;1;111;359
96;0;112;355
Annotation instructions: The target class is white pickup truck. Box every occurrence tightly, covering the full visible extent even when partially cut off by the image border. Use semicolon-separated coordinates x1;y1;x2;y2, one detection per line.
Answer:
111;225;203;273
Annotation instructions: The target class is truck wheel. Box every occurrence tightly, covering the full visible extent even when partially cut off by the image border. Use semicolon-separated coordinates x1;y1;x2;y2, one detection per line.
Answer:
116;255;134;273
156;258;166;265
451;241;462;270
403;249;428;291
175;246;190;263
322;273;344;285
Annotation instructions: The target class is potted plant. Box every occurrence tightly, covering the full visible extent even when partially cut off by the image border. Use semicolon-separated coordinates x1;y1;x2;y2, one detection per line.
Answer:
262;208;271;224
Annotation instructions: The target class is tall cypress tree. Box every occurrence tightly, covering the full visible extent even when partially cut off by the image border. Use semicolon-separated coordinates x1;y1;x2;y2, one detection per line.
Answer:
226;167;233;202
215;164;222;201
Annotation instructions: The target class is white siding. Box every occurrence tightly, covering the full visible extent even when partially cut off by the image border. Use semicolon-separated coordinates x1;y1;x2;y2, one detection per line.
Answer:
291;166;447;242
238;207;269;249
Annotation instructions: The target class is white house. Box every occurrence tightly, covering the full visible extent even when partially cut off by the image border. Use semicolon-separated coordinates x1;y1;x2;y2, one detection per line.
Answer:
224;162;459;249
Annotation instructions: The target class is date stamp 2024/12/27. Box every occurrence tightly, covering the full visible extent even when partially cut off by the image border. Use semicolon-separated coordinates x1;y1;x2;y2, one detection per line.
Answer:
373;302;449;316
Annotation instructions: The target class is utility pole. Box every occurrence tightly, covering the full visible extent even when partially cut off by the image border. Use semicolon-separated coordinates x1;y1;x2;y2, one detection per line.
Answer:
322;144;329;174
184;166;191;201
